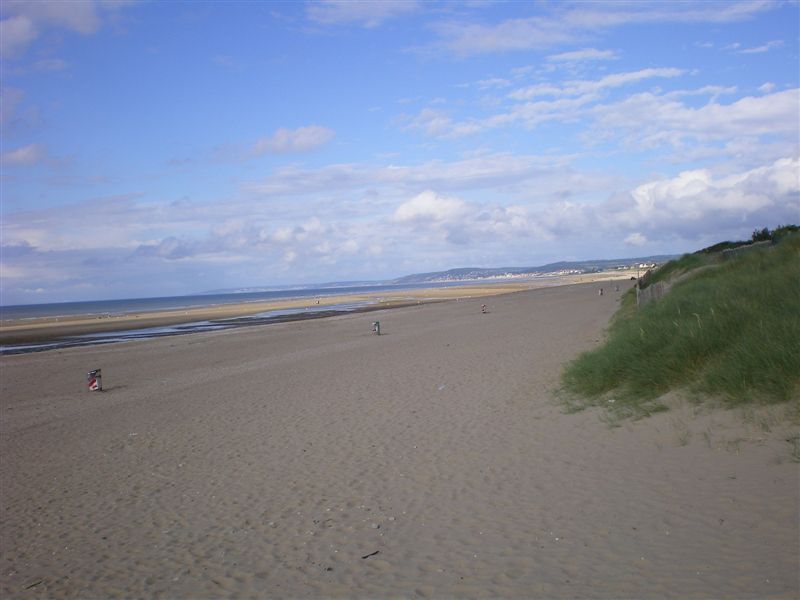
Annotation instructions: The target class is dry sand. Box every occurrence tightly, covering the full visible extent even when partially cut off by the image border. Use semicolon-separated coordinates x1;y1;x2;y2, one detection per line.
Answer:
1;280;797;598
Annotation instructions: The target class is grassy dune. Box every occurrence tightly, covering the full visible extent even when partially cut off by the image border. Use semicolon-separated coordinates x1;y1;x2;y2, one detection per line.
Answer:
561;232;800;419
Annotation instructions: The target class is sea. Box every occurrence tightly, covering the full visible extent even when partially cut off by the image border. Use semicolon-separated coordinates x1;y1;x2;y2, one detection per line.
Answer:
0;281;489;355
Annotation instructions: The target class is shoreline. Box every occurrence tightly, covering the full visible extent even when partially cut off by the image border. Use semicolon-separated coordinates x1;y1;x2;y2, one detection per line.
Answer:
0;273;631;347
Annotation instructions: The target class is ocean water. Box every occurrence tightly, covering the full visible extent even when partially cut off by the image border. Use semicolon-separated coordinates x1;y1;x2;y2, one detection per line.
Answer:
0;281;486;355
0;281;477;321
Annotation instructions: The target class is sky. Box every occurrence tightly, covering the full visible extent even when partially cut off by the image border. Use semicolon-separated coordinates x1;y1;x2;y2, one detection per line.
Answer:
1;0;798;305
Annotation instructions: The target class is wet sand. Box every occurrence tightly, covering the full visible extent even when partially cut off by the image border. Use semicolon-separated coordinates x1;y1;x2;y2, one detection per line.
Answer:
1;280;797;598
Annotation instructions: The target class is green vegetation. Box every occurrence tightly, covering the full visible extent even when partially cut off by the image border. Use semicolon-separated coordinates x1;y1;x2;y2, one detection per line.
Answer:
638;252;710;288
751;224;799;243
561;229;800;420
641;224;800;288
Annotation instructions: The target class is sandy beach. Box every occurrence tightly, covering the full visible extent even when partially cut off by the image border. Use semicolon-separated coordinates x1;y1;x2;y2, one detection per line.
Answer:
1;280;797;598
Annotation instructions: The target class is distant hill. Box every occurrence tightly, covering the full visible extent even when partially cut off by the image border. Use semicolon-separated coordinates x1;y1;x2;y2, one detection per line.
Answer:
204;254;677;294
390;255;677;284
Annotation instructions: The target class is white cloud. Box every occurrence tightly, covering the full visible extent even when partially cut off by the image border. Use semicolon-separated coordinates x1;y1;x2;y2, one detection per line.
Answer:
1;143;45;165
546;48;618;62
403;108;456;137
590;88;799;150
475;77;512;90
737;39;783;54
404;68;691;140
401;107;488;139
4;0;102;34
384;157;800;251
426;1;776;56
0;15;36;57
559;1;774;27
252;125;335;155
404;93;600;139
664;85;737;99
306;0;419;28
136;236;197;260
393;190;470;224
215;126;336;161
246;162;364;197
270;226;295;244
390;190;549;248
502;94;597;129
509;68;684;101
245;152;604;202
759;82;776;93
609;157;799;233
341;238;359;254
625;232;648;246
0;0;135;57
430;17;575;56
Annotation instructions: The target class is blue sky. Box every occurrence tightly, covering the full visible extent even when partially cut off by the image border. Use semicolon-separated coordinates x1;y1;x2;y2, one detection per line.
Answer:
1;0;798;304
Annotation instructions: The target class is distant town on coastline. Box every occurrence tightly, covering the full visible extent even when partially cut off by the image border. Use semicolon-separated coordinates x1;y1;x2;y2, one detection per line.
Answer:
204;255;674;295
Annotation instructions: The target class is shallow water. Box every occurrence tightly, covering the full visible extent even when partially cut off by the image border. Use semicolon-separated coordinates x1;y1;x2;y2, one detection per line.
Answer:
0;302;371;355
0;282;472;320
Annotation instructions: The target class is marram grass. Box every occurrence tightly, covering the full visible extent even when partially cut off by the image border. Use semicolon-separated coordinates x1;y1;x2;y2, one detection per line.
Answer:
561;234;800;418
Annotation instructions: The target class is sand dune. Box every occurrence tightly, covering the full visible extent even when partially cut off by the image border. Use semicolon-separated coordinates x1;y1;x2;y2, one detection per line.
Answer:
1;281;797;598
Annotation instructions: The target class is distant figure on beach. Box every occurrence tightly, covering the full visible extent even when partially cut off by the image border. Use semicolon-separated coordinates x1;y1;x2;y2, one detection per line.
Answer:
372;321;381;335
615;285;620;292
481;304;487;314
598;288;604;296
